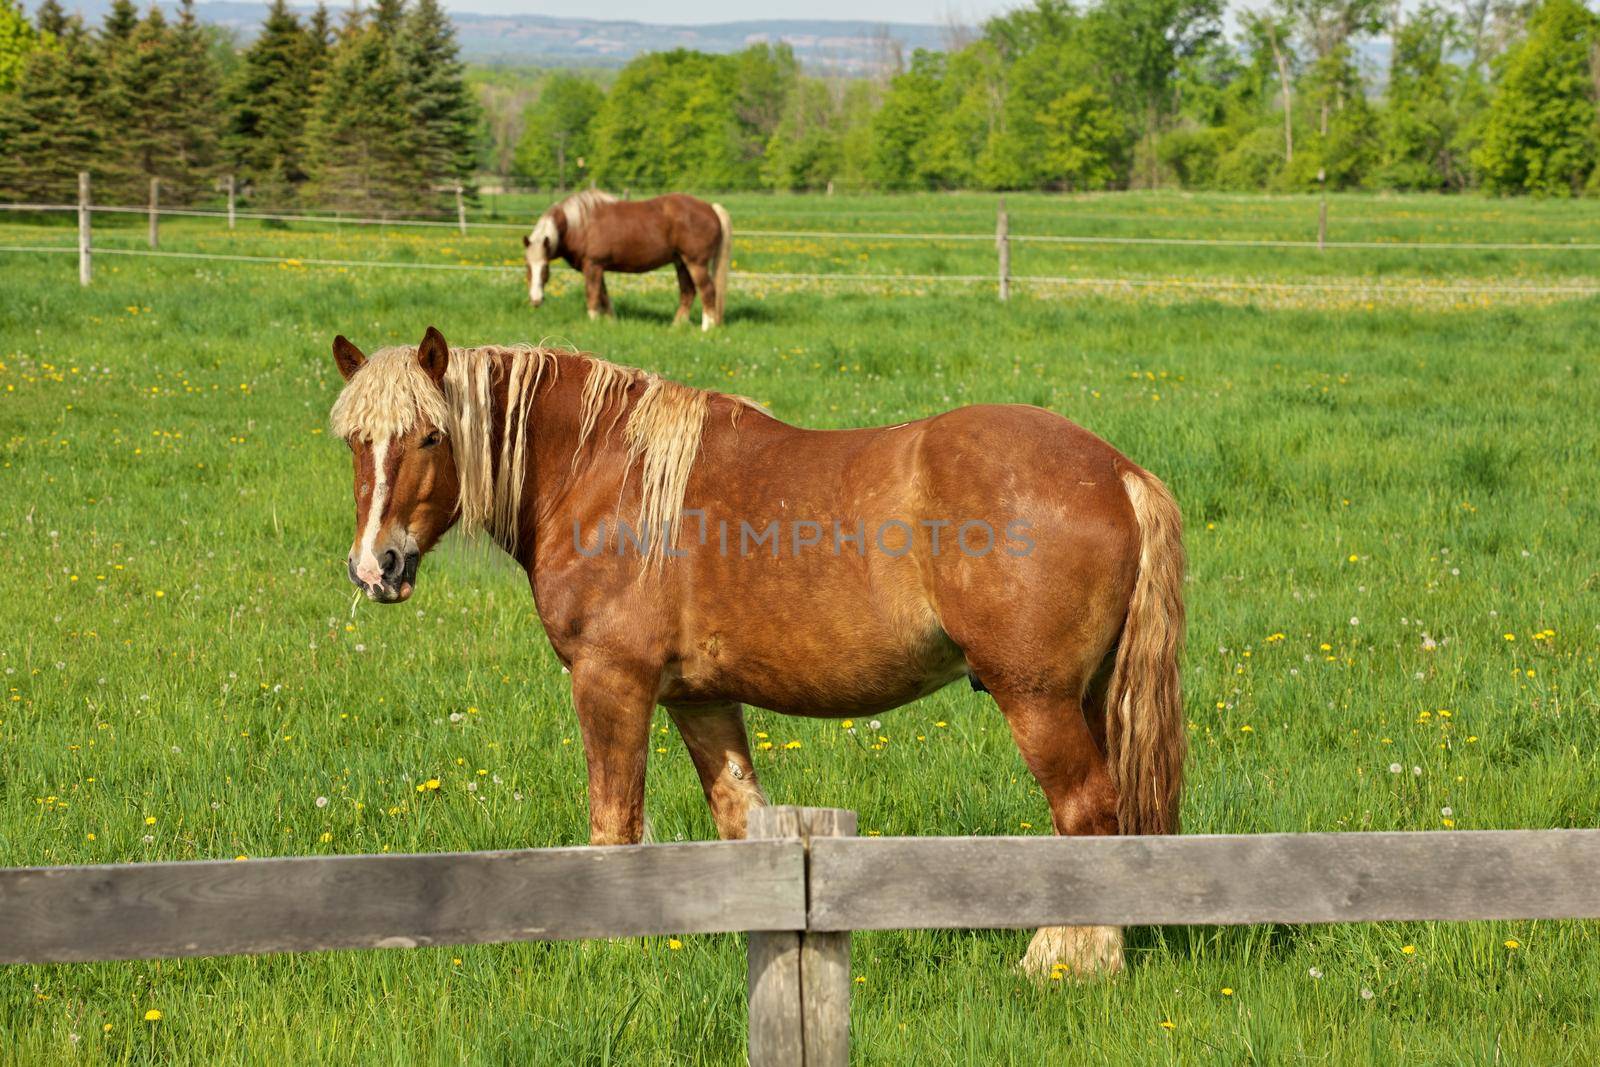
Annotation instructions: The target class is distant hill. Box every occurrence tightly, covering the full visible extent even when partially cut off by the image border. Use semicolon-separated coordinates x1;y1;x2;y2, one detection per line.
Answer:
58;1;954;73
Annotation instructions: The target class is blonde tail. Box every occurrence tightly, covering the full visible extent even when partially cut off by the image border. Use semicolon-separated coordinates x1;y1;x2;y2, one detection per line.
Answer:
710;202;731;326
1106;467;1187;836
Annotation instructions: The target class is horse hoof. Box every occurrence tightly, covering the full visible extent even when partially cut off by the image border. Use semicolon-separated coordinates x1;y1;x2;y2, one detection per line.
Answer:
1018;925;1124;982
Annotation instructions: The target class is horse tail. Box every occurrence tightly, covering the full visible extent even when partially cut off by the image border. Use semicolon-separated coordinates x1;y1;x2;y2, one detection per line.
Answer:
710;202;732;324
1104;466;1186;836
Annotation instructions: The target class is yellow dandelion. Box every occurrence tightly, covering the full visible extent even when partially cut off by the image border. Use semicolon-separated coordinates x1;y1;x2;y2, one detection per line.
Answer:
1504;939;1520;950
1401;945;1416;955
668;939;683;951
144;1009;162;1022
1159;1019;1176;1030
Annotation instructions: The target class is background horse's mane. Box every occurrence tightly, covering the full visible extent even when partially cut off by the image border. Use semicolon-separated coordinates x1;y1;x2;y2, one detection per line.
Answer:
331;343;753;558
553;188;619;231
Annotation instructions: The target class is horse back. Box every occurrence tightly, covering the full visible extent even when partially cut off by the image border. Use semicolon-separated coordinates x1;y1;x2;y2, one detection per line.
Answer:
586;195;722;271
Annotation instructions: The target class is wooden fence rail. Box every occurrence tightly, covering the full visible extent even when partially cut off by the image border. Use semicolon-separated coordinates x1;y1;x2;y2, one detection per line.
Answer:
5;812;1600;1065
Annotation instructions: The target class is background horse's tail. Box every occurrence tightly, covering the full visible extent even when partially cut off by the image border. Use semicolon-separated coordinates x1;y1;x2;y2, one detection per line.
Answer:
1105;467;1187;836
710;202;732;324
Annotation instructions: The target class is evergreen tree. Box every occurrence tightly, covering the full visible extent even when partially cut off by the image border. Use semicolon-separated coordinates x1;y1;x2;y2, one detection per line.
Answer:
99;0;137;49
100;6;179;200
0;25;102;200
307;1;332;65
372;0;404;39
1474;0;1600;195
399;0;477;204
33;0;68;38
166;0;222;200
302;20;417;212
513;71;601;188
224;0;317;201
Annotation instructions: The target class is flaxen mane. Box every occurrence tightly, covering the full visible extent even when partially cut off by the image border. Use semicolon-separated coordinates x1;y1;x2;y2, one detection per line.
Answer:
330;344;750;559
555;189;619;231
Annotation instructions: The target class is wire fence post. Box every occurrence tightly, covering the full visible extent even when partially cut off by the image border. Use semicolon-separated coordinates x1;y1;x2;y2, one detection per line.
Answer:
77;171;91;286
1317;169;1328;252
148;177;159;250
455;184;467;235
748;807;856;1067
996;197;1011;302
226;174;236;231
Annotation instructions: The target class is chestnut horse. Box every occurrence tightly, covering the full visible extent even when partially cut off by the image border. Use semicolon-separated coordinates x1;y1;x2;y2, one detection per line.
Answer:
329;327;1185;978
522;190;731;330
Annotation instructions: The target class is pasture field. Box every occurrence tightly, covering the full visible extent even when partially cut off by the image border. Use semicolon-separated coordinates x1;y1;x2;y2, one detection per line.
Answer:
2;191;1599;1064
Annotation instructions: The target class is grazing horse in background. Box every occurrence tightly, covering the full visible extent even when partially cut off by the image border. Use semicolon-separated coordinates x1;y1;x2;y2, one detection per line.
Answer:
522;190;731;330
329;327;1186;979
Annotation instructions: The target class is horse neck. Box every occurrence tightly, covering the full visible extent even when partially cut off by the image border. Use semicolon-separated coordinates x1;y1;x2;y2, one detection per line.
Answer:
497;352;627;564
553;211;582;260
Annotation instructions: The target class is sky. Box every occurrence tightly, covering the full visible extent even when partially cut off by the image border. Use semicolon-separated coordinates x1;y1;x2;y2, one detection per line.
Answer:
434;0;1014;24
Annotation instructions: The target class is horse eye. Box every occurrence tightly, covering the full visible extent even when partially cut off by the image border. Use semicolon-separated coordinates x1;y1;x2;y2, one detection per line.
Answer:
421;430;444;449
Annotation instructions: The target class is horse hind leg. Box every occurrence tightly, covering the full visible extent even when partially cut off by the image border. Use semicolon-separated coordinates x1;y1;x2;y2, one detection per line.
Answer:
668;702;767;838
672;261;695;327
687;260;718;331
991;683;1125;980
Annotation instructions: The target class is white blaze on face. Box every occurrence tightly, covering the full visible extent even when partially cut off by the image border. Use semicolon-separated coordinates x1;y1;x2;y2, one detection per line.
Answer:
354;436;391;585
526;217;556;304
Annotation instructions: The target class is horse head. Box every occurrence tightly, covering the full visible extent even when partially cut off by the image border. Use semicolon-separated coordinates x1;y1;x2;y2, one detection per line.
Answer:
522;213;562;307
328;327;461;603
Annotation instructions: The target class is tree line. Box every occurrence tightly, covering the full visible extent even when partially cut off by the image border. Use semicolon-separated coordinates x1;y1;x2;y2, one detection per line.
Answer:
2;0;1598;204
510;0;1600;197
0;0;477;210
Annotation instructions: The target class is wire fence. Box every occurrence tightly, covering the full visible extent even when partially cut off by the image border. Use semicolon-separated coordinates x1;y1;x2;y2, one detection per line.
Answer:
9;200;1600;251
6;191;1600;304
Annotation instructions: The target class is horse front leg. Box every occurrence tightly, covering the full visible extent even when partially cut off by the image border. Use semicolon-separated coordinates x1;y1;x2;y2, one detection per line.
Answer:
570;662;656;845
668;702;767;839
672;261;695;327
583;263;610;321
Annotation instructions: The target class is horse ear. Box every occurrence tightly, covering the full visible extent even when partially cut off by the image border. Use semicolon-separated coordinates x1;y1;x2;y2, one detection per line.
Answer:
521;233;531;248
417;326;449;385
332;335;365;381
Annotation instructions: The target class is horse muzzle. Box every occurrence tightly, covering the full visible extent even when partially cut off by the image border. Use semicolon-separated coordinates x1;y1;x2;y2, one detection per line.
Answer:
347;550;419;604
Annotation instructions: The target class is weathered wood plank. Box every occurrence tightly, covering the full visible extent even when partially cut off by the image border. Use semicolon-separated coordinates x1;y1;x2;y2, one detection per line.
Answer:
798;809;855;1067
0;839;804;964
748;808;807;1067
809;830;1600;931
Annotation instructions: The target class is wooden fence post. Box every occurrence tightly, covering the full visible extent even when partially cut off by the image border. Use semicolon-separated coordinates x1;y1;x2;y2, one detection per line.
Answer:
996;197;1010;302
77;171;90;286
226;174;236;231
748;806;856;1067
148;177;159;250
455;184;467;235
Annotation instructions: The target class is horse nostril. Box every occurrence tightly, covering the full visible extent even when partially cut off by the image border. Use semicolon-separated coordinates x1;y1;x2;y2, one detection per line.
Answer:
381;549;401;579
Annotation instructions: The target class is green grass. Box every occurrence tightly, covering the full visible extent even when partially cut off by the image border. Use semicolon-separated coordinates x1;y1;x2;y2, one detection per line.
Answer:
2;191;1599;1063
